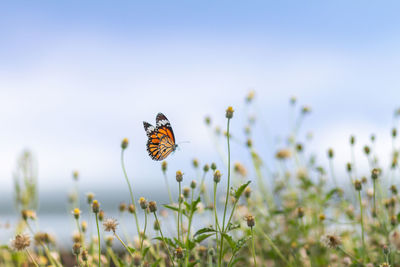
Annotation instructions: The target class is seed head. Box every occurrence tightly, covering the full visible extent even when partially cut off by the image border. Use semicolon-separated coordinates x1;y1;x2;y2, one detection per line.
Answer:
103;218;118;233
119;202;127;212
11;233;31;251
133;252;142;266
213;170;221;183
354;180;362;191
245;215;255;228
72;242;81;255
319;213;326;221
234;162;247;176
391;215;397;226
128;204;136;214
139;197;148;210
225;106;234;119
121;138;129;149
192;158;199;168
176;170;183;182
346;162;352;172
81;250;89;261
92;200;100;213
175;247;184;259
148;201;157;213
321;234;341;249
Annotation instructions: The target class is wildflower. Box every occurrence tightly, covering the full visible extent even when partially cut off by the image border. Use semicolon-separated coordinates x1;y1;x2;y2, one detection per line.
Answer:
204;116;211;125
226;106;234;119
392;128;397;138
213;170;221;183
361;176;367;184
203;164;209;173
296;143;303;152
92;200;100;213
72;208;81;219
161;161;167;172
72;242;81;255
153;220;160;230
128;204;136;214
391;185;398;195
192;158;199;168
190;180;197;189
342;257;352;266
245;215;255;228
105;236;114;247
296;207;305;218
275;149;291;160
354;180;362;191
319;213;326;221
81;250;89;261
176;170;183;182
11;233;31;251
371;134;376;142
246;90;255;103
246;138;253;148
211;162;217;171
119;202;127;212
380;263;390;267
98;210;105;221
383;244;390;255
371;168;380;180
364;146;370;155
327;148;334;158
72;232;82;243
346;162;352;172
391;215;397;226
183;187;190;198
133;252;142;266
244;187;251;198
367;188;374;198
21;210;37;221
103;218;118;233
290;96;297;105
73;170;79;181
350;135;355;145
301;105;311;114
121;138;129;149
175;247;184;259
197;245;207;258
139;197;148;210
81;221;88;233
34;232;50;245
86;192;95;204
148;201;157;213
320;234;341;249
234;162;247;176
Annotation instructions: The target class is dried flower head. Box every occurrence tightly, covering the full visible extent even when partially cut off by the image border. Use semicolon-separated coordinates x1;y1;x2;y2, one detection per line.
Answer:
190;180;197;189
11;233;31;251
245;215;255;228
103;218;118;233
128;204;136;214
371;168;380;180
133;252;142;266
321;234;341;249
72;242;81;255
354;180;362;191
276;149;291;160
175;247;184;259
244;187;251;198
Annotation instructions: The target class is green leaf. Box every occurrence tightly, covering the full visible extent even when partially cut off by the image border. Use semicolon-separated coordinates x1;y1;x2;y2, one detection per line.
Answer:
151;259;162;267
194;227;216;236
221;233;236;250
188;260;200;267
194;233;214;243
142;246;150;257
127;246;136;254
162;204;179;212
234;181;251;199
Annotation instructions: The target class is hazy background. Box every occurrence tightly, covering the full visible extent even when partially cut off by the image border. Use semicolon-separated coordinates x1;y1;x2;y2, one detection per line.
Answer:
1;1;400;242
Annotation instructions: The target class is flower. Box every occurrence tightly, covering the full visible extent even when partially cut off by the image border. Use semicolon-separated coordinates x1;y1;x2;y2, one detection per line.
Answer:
245;215;255;228
149;201;157;213
103;218;118;233
176;170;183;182
213;170;222;183
139;197;148;210
92;200;100;213
320;234;341;249
121;138;129;149
275;149;291;160
226;106;234;119
72;208;81;219
11;233;31;251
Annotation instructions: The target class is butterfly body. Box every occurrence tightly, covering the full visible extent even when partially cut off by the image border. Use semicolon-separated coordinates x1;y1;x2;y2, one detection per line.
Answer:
143;113;177;161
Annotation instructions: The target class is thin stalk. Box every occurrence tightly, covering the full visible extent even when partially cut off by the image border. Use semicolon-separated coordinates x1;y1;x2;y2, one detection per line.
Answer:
358;191;366;262
114;232;135;258
154;212;174;266
219;118;231;267
25;249;39;267
261;231;290;266
76;254;80;267
178;181;182;242
337;246;360;263
140;210;148;251
95;213;101;267
163;172;173;204
250;227;257;267
373;179;377;217
121;149;141;237
107;247;121;267
185;190;195;266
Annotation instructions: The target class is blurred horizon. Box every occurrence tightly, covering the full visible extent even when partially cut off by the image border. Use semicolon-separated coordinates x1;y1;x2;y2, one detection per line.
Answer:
1;1;400;215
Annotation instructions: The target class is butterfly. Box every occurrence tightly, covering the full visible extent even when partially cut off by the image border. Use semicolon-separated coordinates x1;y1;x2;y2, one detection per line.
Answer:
143;113;177;161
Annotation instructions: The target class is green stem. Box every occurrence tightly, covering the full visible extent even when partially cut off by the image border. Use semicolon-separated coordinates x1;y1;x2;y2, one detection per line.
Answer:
95;213;101;267
25;249;39;267
219;118;231;267
261;231;290;266
107;247;121;267
213;182;221;245
178;181;182;242
154;212;174;266
251;227;257;267
140;210;148;251
163;172;173;204
358;191;366;262
114;232;135;258
76;254;80;267
121;149;141;238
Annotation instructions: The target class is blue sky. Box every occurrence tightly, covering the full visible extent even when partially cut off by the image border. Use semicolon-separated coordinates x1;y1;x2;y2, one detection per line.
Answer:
1;1;400;200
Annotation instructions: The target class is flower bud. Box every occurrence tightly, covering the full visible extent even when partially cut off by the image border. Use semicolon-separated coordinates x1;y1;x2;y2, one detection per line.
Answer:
121;138;129;149
92;200;100;214
149;201;157;213
213;170;221;183
225;106;234;119
176;170;183;182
